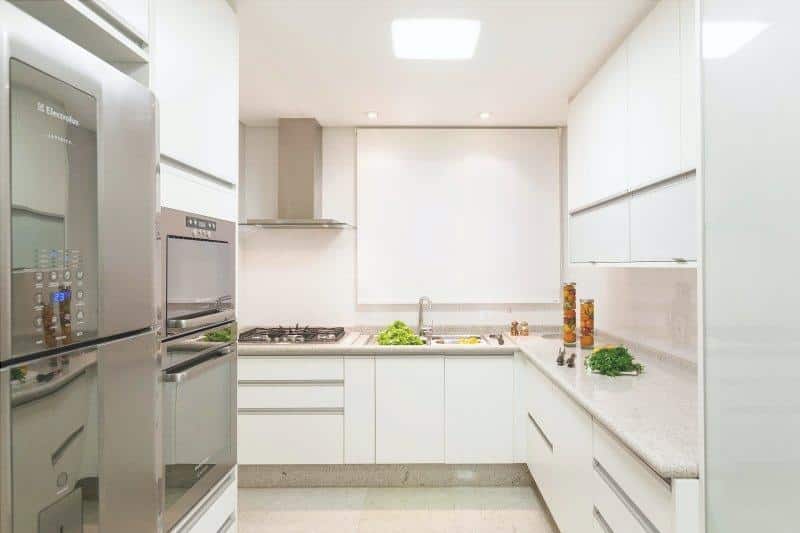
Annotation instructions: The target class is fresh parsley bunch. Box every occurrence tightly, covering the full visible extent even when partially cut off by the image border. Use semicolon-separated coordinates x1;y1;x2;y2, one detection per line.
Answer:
585;345;643;376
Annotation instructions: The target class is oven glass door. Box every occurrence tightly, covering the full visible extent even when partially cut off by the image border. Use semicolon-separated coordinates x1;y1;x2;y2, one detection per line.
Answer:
165;237;233;336
9;59;99;359
7;349;99;533
162;328;236;530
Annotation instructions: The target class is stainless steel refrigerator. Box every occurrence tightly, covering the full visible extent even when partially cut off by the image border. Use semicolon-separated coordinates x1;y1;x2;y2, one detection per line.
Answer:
0;4;160;532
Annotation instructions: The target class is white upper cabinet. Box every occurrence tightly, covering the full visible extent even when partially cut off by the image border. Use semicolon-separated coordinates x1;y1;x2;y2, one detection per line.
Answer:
97;0;149;41
680;0;699;171
627;0;682;189
567;85;592;211
630;173;697;262
153;0;239;184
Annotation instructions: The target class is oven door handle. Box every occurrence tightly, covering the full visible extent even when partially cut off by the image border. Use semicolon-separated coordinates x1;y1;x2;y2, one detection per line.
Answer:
166;309;235;331
163;346;235;383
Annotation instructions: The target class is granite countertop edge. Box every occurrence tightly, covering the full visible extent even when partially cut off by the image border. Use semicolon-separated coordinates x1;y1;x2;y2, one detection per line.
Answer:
509;337;699;480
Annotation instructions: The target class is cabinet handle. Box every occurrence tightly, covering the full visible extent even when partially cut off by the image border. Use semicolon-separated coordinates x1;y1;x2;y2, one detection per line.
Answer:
593;460;661;533
672;257;688;263
593;507;614;533
527;411;553;452
238;407;343;415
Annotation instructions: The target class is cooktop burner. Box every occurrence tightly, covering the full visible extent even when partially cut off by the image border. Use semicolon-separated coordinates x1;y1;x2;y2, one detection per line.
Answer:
239;326;346;344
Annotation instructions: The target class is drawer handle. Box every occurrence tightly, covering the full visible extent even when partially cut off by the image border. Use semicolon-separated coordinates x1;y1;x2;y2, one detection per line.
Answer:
593;460;661;533
238;407;343;415
217;513;235;533
238;379;344;386
527;411;553;452
593;507;614;533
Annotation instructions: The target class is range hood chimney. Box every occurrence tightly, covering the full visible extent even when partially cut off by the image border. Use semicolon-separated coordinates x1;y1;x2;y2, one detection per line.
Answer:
244;118;349;228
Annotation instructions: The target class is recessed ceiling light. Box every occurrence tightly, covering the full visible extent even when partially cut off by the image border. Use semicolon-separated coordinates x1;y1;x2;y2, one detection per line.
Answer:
392;18;481;60
366;111;378;120
479;112;491;120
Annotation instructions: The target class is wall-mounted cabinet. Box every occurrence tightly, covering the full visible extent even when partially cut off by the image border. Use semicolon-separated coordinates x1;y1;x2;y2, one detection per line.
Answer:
153;0;238;185
567;0;698;266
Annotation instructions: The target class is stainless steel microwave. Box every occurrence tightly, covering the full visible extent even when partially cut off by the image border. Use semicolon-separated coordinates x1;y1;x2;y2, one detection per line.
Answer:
159;208;235;340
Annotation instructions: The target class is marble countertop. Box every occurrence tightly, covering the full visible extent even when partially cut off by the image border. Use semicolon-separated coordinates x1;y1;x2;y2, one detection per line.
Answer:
237;331;516;356
508;334;699;479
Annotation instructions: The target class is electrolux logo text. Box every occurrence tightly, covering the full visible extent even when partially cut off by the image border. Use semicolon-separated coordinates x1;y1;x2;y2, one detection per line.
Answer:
36;101;80;127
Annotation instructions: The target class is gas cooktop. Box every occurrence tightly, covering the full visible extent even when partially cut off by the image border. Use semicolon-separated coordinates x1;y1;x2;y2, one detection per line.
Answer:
238;326;346;344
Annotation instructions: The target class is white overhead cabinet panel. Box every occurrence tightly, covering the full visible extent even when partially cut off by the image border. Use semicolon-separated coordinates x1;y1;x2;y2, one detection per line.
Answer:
153;0;238;184
357;128;561;304
569;199;630;263
97;0;149;41
568;44;629;211
627;0;682;189
630;174;696;262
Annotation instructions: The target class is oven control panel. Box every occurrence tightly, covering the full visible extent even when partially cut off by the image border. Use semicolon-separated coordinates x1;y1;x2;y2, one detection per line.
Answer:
185;215;217;239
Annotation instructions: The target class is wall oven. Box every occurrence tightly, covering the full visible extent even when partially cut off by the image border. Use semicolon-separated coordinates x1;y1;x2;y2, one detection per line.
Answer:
161;322;237;532
160;208;235;340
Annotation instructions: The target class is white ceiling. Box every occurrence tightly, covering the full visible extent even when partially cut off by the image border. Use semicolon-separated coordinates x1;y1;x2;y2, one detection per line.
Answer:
238;0;654;127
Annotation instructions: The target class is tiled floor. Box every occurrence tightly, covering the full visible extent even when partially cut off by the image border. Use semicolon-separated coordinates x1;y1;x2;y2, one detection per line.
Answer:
238;486;557;533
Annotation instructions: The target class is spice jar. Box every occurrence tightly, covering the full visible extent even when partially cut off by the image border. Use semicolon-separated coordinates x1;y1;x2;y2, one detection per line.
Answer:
510;320;519;336
562;283;577;346
580;299;595;349
519;321;530;336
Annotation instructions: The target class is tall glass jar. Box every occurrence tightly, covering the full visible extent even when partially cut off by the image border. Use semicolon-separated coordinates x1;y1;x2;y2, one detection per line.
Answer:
580;299;595;349
562;283;576;346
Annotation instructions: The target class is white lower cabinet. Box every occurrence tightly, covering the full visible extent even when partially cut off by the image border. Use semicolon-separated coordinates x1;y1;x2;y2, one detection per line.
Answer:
524;360;593;533
445;356;513;464
180;472;237;533
237;356;345;465
344;357;376;463
238;412;343;465
375;356;445;463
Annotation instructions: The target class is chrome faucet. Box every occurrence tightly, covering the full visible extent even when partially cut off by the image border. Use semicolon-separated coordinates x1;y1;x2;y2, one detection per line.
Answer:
418;296;433;341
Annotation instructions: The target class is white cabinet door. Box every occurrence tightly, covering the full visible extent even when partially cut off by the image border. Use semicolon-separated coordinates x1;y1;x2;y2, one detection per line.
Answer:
569;199;630;263
153;0;238;183
630;174;697;262
586;43;629;205
344;357;376;464
567;86;593;211
184;475;237;533
627;0;682;188
680;0;699;171
238;412;344;465
445;356;513;464
375;356;444;463
550;386;594;533
97;0;149;41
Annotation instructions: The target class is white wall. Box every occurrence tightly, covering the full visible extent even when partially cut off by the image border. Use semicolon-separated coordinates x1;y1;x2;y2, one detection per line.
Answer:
238;126;560;327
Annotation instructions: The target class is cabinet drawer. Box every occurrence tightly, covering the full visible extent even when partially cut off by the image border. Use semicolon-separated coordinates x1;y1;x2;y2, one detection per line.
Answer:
183;474;237;533
238;357;344;381
594;423;672;533
238;412;344;465
238;383;343;409
593;467;648;533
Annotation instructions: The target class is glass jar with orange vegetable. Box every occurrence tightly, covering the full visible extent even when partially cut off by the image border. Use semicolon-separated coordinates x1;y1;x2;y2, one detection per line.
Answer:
562;283;576;346
580;299;595;349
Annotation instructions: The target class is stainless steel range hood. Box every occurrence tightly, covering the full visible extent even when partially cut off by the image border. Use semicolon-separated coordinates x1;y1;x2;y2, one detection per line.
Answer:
243;118;351;228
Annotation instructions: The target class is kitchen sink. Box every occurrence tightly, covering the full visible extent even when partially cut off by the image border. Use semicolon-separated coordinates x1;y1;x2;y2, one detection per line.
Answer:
430;334;487;345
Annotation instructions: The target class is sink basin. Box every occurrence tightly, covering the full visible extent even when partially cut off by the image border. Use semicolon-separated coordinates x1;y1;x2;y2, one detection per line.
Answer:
366;334;488;346
430;334;486;345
